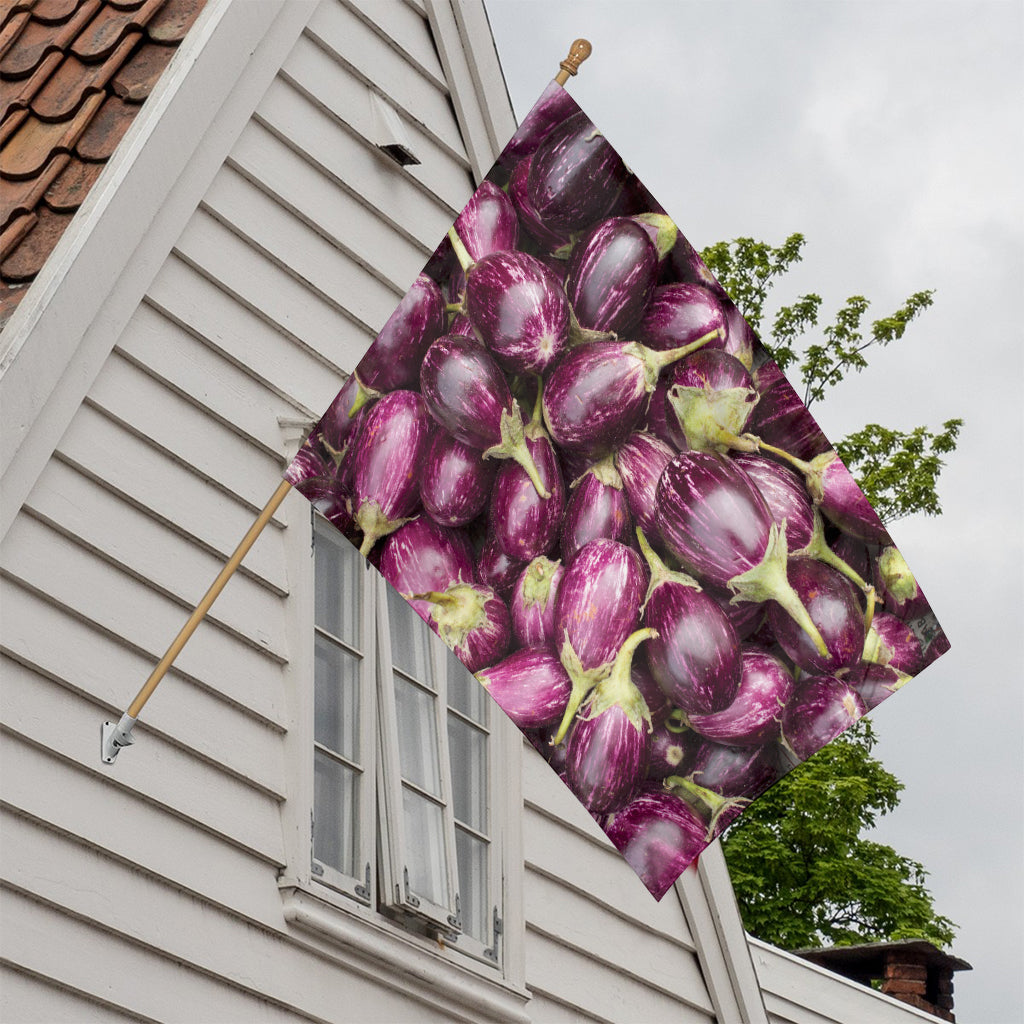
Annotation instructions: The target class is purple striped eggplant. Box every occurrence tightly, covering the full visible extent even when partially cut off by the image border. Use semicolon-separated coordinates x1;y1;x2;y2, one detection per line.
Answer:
637;527;742;716
477;646;572;729
769;557;866;675
721;302;756;370
413;583;511;673
453;180;519;262
510;556;564;648
508;154;573;250
604;786;710;901
542;332;723;457
637;283;727;354
862;611;926;675
526;110;628;232
665;348;759;454
379;518;475;598
561;454;632;562
566;217;659;334
640;376;678;449
477;534;526;598
665;738;781;835
495;79;581;171
615;431;676;542
758;445;892;547
489;388;565;560
686;647;795;747
552;538;647;742
419;430;496;528
747;360;830;462
706;583;767;640
349;274;445;414
631;659;672;724
289;441;354;534
420;334;549;498
565;628;657;814
780;675;866;762
847;662;911;711
873;545;931;620
647;716;691;780
731;452;814;553
628;213;678;261
316;375;367;456
668;236;725;295
350;390;432;556
656;451;828;657
462;249;569;375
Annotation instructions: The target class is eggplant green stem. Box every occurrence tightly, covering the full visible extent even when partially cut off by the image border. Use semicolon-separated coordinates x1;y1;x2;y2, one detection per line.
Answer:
863;584;877;634
581;628;659;734
756;439;811;474
665;774;750;841
647;327;726;373
447;225;474;272
636;526;699;607
795;509;870;592
483;402;551;499
726;520;829;658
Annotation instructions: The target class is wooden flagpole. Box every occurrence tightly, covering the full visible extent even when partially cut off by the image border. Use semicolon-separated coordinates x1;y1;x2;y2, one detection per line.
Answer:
101;39;592;765
102;479;293;763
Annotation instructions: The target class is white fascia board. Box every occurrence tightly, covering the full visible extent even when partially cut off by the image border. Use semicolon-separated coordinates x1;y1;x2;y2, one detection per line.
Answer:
674;842;770;1023
424;0;517;182
0;0;318;543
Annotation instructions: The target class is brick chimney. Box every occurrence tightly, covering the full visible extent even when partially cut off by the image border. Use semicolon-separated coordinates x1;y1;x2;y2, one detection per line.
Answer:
795;939;971;1021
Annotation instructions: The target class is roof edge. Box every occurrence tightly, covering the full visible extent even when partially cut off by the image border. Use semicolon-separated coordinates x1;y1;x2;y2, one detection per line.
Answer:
0;0;318;542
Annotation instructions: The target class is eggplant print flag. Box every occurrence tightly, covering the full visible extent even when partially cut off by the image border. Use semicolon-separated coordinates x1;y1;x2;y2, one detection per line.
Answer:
285;79;949;900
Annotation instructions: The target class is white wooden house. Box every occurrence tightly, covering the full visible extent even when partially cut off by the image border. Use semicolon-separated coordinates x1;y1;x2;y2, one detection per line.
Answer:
0;2;956;1020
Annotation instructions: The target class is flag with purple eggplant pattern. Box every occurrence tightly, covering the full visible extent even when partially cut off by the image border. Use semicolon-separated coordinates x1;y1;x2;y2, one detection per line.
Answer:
285;80;949;900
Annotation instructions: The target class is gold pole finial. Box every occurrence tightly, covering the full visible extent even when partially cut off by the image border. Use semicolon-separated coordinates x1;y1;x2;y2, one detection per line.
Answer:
555;39;592;86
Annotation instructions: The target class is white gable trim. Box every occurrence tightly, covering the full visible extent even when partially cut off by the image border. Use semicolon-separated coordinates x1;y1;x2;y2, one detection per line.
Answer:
675;842;770;1023
0;0;318;542
425;0;517;181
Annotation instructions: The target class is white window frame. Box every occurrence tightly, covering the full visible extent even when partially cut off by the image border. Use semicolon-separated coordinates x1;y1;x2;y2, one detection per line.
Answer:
277;502;528;1012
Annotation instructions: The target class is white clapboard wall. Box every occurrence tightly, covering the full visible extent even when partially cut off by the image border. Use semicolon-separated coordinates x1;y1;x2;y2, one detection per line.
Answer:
0;1;731;1021
1;2;937;1021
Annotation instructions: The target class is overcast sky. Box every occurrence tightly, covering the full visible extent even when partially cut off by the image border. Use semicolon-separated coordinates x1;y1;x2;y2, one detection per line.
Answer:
483;2;1023;1020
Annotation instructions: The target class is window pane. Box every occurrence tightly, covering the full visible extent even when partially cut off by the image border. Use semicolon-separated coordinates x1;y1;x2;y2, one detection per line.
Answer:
394;675;441;796
402;788;448;908
314;522;361;646
313;750;359;877
315;634;360;760
447;715;488;834
447;649;487;724
455;827;489;943
387;585;432;681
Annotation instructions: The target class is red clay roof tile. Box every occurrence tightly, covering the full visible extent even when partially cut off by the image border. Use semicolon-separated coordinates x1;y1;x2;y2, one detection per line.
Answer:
69;0;161;61
110;34;170;100
146;0;201;43
0;10;32;62
1;203;75;278
32;0;84;23
0;48;61;121
74;90;132;159
32;31;138;118
1;0;208;322
42;151;102;209
0;210;37;261
0;89;102;176
1;0;100;78
1;150;70;228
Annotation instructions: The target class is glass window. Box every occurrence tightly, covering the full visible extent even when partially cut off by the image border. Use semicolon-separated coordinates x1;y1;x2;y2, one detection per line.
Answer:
310;512;504;964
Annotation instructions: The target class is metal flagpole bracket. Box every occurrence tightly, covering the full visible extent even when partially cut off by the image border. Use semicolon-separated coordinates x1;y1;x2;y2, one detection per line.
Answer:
101;712;137;764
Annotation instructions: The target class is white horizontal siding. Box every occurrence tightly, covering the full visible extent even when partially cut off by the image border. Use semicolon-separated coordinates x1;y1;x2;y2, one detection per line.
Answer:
751;940;941;1024
521;745;717;1022
0;964;153;1024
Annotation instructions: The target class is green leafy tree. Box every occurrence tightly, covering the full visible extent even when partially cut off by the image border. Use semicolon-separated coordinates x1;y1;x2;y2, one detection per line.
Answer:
701;234;960;950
